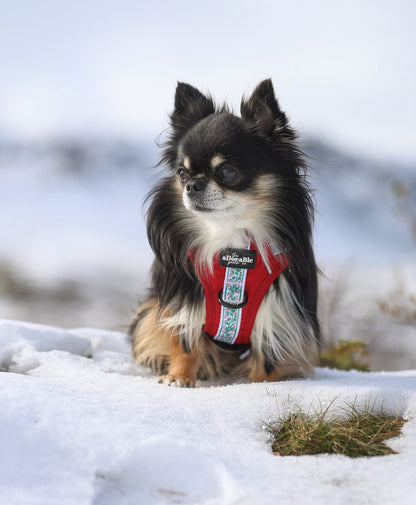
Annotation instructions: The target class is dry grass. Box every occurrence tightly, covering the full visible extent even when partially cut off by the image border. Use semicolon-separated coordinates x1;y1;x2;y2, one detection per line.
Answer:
377;268;416;325
392;179;416;242
320;339;370;372
318;262;416;371
268;404;406;458
0;258;135;330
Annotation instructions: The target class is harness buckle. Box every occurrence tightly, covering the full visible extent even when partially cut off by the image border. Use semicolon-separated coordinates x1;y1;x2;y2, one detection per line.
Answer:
217;291;248;310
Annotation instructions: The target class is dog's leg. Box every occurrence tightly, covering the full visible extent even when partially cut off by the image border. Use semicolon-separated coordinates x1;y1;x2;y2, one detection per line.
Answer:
249;357;279;382
159;336;200;388
248;354;311;382
130;299;200;387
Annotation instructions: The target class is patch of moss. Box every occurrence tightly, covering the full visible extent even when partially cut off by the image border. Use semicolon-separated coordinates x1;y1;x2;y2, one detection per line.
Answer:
320;339;370;372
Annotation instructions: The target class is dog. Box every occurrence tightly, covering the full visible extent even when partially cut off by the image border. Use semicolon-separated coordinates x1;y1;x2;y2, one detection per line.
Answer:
129;79;320;387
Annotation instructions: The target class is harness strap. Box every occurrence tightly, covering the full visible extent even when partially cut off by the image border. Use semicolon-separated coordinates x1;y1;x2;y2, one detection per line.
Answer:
189;243;290;345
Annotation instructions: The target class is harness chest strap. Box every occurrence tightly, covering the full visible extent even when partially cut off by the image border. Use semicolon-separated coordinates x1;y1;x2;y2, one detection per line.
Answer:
189;244;291;345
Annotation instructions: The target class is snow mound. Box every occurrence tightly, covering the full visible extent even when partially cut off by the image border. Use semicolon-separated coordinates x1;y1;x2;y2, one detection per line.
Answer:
1;319;416;505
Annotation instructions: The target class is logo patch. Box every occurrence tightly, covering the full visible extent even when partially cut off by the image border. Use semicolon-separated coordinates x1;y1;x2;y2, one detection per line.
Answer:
219;248;257;269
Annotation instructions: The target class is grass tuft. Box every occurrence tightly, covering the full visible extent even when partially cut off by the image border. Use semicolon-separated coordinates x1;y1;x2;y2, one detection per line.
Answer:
268;405;405;457
320;339;370;372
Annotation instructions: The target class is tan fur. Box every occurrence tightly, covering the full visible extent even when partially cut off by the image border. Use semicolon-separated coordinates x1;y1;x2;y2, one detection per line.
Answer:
247;353;315;383
210;154;226;168
132;299;173;375
159;338;199;387
131;298;318;387
132;298;237;382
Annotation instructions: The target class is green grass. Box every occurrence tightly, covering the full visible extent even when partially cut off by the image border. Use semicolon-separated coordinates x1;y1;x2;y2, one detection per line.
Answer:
268;405;405;457
320;339;370;372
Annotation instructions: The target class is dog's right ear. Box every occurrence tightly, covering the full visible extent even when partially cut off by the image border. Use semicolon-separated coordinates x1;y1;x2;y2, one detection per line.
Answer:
161;83;215;167
170;82;215;133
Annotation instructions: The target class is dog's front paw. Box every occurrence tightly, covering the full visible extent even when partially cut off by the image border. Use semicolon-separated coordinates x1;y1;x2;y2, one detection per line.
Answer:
159;374;195;388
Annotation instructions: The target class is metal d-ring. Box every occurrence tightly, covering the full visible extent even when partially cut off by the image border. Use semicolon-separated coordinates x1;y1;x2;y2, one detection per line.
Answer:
218;291;248;310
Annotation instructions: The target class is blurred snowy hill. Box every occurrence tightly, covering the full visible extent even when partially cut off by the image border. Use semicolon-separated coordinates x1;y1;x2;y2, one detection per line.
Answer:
0;138;156;330
305;139;416;261
1;136;414;268
0;137;415;369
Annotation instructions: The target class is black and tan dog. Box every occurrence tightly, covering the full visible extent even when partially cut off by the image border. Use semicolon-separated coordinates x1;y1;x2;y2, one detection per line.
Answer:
129;79;320;387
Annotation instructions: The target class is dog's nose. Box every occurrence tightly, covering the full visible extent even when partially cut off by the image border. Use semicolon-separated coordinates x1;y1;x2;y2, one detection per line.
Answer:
186;178;207;193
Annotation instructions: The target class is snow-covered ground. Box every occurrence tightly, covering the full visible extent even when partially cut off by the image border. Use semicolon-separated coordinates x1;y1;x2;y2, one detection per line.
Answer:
1;318;416;505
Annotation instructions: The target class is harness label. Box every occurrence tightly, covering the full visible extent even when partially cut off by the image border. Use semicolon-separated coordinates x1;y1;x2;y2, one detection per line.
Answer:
219;248;257;269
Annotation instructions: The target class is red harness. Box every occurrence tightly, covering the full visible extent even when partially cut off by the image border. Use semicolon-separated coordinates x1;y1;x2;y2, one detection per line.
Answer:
189;243;290;345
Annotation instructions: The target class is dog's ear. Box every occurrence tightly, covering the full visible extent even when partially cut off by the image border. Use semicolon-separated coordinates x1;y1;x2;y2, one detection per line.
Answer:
161;83;215;167
240;79;288;137
170;82;215;132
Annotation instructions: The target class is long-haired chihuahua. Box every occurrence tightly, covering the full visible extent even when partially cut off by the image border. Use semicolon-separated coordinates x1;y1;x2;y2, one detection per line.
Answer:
129;79;320;387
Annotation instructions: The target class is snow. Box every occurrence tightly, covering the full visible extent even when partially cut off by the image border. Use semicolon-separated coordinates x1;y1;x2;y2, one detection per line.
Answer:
0;139;415;501
1;319;416;505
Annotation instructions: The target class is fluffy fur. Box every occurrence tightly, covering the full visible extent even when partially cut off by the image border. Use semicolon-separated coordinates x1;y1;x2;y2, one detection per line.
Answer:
129;79;320;387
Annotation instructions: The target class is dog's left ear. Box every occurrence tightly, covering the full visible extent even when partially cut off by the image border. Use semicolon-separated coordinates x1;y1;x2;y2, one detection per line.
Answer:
240;79;288;136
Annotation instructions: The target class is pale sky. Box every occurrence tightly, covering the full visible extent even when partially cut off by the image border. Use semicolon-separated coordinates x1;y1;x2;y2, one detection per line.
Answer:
1;0;415;163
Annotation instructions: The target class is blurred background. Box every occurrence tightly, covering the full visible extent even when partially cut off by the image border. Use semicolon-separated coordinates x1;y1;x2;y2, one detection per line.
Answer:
0;0;415;370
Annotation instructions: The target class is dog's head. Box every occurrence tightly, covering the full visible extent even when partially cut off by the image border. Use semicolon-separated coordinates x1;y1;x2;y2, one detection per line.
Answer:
162;79;304;224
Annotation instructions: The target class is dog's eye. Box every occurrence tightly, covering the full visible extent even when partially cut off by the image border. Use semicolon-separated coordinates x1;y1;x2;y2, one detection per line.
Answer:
177;168;190;183
217;165;241;185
